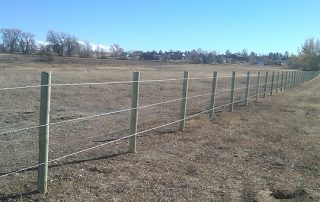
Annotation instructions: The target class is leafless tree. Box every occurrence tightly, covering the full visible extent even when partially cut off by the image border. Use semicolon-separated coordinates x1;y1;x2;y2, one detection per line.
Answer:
64;34;78;57
0;28;22;53
78;41;92;58
110;44;124;57
46;30;79;56
46;30;64;56
19;32;36;54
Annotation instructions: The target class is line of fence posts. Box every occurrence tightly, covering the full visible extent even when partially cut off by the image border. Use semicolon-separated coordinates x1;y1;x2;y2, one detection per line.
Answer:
19;69;320;194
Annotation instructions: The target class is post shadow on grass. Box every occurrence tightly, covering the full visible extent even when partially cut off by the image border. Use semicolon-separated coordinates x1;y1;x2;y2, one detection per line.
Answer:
0;151;128;177
0;148;128;200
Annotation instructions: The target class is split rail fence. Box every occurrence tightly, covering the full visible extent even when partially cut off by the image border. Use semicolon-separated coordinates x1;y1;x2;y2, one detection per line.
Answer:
0;69;319;193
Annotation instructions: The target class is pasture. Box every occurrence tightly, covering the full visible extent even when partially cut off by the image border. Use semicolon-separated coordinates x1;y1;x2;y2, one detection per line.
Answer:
0;53;319;201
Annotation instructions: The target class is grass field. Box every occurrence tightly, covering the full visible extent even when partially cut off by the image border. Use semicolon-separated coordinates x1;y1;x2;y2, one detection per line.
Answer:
0;53;319;201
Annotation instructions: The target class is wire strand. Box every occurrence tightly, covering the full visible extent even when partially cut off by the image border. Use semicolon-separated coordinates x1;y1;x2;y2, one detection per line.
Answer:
0;72;279;91
0;88;278;178
0;79;300;135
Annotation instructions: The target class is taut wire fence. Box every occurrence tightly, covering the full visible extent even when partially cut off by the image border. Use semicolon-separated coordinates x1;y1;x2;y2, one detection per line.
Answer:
0;69;319;193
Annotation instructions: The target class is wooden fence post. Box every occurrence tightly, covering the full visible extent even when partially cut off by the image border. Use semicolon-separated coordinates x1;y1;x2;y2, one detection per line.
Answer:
244;71;250;106
179;71;189;131
38;72;51;194
270;72;275;96
280;72;284;92
229;71;236;112
263;72;268;98
289;72;293;88
255;72;261;102
288;72;291;89
276;72;280;93
209;71;218;119
284;72;288;90
128;72;140;153
292;72;295;87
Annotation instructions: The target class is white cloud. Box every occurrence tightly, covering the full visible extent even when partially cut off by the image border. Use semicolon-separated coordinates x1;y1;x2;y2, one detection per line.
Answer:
35;40;49;46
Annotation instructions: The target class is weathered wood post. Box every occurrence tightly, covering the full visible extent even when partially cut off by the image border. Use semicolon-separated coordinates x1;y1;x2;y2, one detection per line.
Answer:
292;72;295;87
38;72;51;194
293;71;296;87
179;71;189;131
276;72;280;93
255;72;261;102
299;71;302;86
128;72;140;153
287;72;291;89
209;71;218;119
263;72;268;98
270;72;275;96
229;71;236;112
284;72;288;90
289;72;294;88
244;71;250;106
280;72;284;92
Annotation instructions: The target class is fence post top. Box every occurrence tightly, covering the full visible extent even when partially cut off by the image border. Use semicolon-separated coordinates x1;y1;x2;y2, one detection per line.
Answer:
41;71;51;75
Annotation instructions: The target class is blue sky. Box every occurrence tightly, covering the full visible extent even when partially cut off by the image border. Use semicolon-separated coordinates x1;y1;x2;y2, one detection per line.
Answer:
1;0;319;54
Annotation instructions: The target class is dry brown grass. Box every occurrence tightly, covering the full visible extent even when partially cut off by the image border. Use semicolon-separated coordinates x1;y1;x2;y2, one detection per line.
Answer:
0;53;319;201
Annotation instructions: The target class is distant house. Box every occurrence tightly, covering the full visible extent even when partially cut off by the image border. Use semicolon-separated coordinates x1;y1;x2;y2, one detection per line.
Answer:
226;54;245;64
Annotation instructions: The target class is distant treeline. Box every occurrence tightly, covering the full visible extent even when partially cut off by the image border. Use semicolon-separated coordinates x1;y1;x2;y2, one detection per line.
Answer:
0;28;319;70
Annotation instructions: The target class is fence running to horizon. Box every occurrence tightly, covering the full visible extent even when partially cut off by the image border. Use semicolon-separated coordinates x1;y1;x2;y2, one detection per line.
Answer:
0;69;319;194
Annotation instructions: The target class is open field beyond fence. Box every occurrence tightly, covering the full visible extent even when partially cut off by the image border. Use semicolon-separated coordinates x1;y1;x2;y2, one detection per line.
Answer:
0;54;319;201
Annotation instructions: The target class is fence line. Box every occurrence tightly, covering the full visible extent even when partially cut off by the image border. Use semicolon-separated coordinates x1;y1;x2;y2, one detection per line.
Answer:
0;84;280;179
0;69;319;194
0;77;291;136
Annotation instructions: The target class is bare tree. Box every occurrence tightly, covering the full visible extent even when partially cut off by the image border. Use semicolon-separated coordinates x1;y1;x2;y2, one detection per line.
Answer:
0;28;22;53
47;30;64;56
19;32;36;54
110;44;124;57
64;34;78;57
78;41;92;58
46;30;79;56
